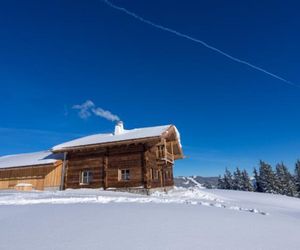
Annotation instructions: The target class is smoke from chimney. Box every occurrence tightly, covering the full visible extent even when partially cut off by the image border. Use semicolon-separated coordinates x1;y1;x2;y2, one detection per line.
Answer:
73;100;120;122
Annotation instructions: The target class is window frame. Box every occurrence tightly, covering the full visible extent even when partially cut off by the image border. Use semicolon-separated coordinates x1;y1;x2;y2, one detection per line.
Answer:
150;168;159;181
79;170;93;185
119;169;131;181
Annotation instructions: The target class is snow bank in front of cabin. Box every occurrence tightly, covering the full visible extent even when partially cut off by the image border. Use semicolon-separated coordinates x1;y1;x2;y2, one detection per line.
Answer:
0;187;268;215
1;187;300;249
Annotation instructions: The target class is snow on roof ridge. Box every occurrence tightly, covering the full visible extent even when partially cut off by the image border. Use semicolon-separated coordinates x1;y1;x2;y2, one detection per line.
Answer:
129;124;172;131
52;124;172;151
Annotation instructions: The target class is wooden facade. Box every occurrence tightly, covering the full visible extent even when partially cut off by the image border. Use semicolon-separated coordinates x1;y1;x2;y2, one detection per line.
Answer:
0;161;63;191
0;124;183;192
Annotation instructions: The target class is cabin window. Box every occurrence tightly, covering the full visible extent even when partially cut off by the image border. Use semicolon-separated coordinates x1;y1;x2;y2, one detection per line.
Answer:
119;169;130;181
80;170;92;185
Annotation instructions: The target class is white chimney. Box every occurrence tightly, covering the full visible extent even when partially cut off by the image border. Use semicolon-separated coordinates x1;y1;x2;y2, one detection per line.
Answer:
114;121;124;135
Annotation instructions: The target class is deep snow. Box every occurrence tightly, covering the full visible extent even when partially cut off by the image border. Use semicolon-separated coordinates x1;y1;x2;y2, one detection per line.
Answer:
0;187;299;250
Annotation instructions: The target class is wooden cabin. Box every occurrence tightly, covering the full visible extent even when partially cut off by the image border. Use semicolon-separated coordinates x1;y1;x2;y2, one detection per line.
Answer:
0;123;183;192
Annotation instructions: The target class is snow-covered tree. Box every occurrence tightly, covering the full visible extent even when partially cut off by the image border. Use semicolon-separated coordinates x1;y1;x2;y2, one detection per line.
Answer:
233;167;243;190
295;160;300;195
223;168;234;190
217;175;225;189
259;161;278;194
253;167;262;192
275;163;285;194
241;169;253;191
275;163;297;197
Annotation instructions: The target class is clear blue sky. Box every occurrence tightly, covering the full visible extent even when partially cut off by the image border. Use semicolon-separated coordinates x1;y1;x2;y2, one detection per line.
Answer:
0;0;300;176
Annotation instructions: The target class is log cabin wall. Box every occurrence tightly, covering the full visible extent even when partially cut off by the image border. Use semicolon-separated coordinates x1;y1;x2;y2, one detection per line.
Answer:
63;140;175;190
107;152;143;188
64;144;146;189
106;144;144;188
163;162;174;187
0;162;62;190
145;145;161;188
145;144;174;189
64;151;104;189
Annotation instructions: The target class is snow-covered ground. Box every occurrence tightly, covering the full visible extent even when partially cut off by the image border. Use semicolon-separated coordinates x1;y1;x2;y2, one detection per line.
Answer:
0;187;300;250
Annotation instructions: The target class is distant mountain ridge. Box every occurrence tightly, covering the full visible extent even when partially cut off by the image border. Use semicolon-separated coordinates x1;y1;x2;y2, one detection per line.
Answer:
174;176;218;189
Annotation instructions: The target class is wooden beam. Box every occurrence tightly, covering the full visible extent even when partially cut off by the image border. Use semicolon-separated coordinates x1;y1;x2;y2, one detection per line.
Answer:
103;150;108;189
60;152;67;190
141;145;150;189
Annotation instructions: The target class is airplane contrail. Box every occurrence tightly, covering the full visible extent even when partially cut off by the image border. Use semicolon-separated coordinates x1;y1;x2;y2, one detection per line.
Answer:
102;0;298;88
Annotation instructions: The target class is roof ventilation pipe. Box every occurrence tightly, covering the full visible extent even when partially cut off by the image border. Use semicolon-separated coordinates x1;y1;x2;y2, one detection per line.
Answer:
114;121;124;135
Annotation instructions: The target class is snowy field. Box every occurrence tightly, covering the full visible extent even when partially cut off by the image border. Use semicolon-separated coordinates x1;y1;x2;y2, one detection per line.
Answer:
0;187;300;250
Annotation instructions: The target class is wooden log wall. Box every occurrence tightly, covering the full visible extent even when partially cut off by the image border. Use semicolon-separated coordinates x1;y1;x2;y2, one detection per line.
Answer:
62;141;175;190
107;152;143;188
64;144;145;189
145;145;174;189
64;153;104;189
145;145;161;188
163;162;174;187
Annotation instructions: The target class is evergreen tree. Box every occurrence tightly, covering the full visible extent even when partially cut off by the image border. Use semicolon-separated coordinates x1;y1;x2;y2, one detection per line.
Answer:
295;160;300;195
275;163;285;194
253;167;262;192
217;175;225;189
223;168;233;190
275;163;297;197
241;169;253;191
233;167;243;190
259;161;278;194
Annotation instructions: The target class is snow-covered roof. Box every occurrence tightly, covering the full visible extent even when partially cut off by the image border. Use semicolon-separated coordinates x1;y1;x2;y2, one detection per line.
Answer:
52;125;173;151
0;151;63;169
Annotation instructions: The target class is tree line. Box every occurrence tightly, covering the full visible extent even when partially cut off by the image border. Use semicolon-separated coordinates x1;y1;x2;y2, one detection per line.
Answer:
217;160;300;197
